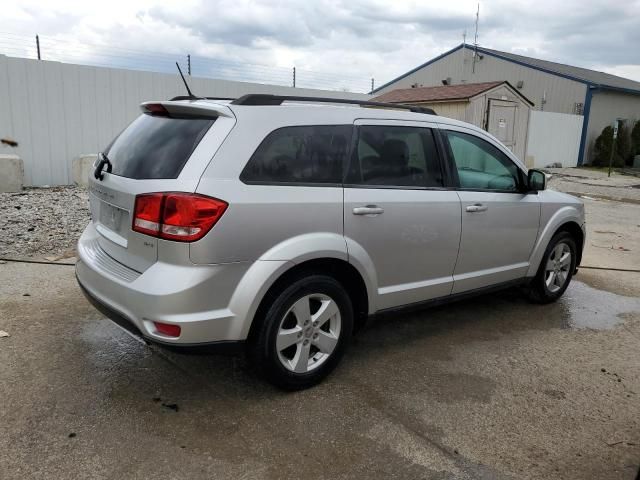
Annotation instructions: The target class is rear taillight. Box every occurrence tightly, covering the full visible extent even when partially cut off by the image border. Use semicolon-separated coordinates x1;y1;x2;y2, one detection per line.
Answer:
132;192;227;242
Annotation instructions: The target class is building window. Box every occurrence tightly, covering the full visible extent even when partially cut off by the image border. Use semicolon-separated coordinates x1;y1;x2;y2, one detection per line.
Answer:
574;103;584;115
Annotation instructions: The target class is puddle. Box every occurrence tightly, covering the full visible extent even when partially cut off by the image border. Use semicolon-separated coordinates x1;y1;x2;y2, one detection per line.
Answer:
557;281;640;330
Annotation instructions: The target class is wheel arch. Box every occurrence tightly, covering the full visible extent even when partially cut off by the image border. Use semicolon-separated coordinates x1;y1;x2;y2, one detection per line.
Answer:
245;257;371;343
555;221;584;268
527;207;585;277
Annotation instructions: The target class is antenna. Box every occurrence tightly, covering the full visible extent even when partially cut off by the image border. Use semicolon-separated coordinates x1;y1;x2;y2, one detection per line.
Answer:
175;62;199;99
472;3;480;74
461;30;468;83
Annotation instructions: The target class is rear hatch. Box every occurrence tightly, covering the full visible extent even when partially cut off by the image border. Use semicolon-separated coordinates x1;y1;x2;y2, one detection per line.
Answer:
88;101;235;272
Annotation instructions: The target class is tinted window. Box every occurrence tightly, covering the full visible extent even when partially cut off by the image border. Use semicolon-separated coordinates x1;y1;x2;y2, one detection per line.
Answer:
346;126;442;187
445;131;521;191
240;125;352;184
105;114;214;179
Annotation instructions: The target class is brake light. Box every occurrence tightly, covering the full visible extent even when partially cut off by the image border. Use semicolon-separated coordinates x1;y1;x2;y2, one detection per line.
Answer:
143;103;170;116
133;193;227;242
133;193;163;236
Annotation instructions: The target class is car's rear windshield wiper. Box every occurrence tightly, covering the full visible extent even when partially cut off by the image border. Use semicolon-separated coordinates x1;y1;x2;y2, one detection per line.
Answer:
94;152;113;181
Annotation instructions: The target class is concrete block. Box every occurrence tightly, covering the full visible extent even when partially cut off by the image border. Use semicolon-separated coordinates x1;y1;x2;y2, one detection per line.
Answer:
0;154;24;192
72;154;98;187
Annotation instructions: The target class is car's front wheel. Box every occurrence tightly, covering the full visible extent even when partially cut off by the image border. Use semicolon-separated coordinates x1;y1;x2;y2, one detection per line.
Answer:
527;231;577;303
249;275;353;390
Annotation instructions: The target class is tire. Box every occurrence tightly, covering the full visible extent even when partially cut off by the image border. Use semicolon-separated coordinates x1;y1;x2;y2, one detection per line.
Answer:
248;274;353;390
526;231;577;304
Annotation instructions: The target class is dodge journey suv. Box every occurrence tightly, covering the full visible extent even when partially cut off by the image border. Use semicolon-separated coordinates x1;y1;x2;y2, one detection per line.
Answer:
77;94;585;389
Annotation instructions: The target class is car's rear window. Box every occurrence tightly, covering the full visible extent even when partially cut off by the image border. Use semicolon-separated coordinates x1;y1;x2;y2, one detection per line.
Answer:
104;114;215;179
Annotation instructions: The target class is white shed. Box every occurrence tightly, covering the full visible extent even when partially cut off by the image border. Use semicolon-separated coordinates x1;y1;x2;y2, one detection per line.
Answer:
373;81;534;161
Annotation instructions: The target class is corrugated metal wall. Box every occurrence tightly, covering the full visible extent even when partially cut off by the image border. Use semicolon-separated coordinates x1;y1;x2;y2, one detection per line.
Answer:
0;55;370;186
375;47;587;115
525;111;583;167
586;90;640;162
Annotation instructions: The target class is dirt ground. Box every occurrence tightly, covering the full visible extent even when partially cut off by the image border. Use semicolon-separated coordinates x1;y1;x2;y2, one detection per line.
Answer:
0;169;639;480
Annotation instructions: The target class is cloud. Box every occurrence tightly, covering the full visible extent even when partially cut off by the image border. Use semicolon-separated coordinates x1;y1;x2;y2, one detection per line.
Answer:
2;0;639;90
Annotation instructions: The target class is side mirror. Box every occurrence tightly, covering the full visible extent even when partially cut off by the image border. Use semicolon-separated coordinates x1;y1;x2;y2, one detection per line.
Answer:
527;169;546;192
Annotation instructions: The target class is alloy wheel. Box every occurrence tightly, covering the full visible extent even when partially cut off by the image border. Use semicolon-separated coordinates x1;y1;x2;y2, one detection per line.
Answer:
276;293;341;373
544;242;572;293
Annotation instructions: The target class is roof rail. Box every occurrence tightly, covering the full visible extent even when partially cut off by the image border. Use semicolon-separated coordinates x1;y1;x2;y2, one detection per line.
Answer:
230;94;437;115
170;95;236;101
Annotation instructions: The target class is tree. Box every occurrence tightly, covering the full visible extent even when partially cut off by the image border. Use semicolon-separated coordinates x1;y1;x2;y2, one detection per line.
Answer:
616;121;631;165
631;120;640;158
592;124;627;168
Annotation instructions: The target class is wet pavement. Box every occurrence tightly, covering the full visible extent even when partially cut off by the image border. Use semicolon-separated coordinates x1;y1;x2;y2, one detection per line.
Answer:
1;260;639;480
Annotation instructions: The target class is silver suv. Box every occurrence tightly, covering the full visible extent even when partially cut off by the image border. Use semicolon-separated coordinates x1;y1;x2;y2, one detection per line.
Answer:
76;94;585;389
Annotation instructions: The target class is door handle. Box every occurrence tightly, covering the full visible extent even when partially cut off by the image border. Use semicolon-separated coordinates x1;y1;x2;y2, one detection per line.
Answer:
353;205;384;216
465;204;488;213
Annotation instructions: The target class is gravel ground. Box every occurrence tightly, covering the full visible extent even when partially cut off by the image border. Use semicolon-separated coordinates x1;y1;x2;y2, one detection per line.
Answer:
0;187;90;259
0;167;637;260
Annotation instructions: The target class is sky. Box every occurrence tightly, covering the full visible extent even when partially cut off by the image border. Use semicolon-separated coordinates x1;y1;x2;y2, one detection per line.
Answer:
2;0;640;92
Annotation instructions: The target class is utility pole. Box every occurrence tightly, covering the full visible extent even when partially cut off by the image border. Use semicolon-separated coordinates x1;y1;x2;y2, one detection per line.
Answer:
608;120;619;177
472;3;479;74
187;54;191;76
36;35;41;60
292;67;296;88
370;78;374;93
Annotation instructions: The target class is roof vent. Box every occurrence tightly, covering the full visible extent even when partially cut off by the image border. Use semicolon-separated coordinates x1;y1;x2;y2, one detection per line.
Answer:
441;77;452;86
516;80;524;89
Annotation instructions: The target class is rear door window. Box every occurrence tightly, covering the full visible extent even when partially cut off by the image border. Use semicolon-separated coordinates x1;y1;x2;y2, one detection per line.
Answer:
240;125;352;184
104;114;215;179
345;125;443;187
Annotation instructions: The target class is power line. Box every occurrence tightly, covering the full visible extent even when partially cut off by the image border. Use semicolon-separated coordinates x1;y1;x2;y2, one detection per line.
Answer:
0;32;368;93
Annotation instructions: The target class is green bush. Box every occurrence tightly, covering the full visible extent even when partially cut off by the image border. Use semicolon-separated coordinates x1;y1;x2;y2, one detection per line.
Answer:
617;121;631;165
631;120;640;158
592;124;628;167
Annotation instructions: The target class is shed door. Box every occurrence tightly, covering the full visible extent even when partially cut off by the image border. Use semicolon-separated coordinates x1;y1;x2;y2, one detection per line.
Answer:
487;100;517;151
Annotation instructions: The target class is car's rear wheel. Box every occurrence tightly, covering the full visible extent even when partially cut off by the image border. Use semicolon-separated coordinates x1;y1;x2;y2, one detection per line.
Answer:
249;275;353;390
526;231;577;303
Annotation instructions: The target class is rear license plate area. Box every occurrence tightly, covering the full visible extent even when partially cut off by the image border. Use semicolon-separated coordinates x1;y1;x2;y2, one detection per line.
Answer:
99;202;127;233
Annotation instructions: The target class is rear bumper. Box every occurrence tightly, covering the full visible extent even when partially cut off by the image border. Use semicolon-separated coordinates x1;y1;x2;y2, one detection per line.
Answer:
77;279;243;351
76;223;252;344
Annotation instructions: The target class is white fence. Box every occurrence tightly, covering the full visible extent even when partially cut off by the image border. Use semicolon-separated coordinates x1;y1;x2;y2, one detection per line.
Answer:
525;111;584;168
0;55;370;186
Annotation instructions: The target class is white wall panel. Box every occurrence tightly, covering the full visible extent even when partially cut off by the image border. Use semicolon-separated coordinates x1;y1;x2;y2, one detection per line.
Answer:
0;55;369;186
525;111;583;167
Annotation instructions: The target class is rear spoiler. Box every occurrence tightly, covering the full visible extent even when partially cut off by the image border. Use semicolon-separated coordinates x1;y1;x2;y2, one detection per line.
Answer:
139;101;234;119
